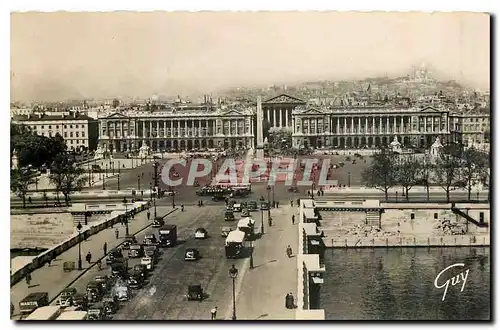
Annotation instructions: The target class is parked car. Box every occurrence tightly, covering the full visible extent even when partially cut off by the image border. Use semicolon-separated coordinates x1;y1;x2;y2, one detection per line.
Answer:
186;284;204;301
194;228;208;239
184;248;200;261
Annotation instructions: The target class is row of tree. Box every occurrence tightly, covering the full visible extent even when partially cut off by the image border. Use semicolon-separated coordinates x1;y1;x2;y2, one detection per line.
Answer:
11;153;87;208
11;123;67;169
362;145;490;202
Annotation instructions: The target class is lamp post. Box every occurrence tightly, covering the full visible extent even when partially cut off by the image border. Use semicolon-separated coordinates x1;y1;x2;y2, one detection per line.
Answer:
153;195;157;218
260;208;264;235
103;164;107;190
249;239;254;269
272;185;275;207
348;172;351;188
266;186;271;218
137;174;141;191
117;173;121;191
87;161;91;187
125;204;130;236
76;222;83;270
149;183;153;201
229;265;238;320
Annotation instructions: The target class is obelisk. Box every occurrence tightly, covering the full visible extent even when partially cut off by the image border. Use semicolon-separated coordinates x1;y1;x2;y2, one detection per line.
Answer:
255;96;264;160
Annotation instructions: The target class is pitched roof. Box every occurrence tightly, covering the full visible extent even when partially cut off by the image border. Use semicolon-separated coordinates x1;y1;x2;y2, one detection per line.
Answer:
263;94;306;104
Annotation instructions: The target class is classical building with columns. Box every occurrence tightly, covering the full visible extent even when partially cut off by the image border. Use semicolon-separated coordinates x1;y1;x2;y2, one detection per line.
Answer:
262;94;306;128
291;104;451;149
97;106;255;153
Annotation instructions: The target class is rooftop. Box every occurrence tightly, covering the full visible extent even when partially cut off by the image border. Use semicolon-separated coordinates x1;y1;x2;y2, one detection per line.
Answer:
12;112;95;122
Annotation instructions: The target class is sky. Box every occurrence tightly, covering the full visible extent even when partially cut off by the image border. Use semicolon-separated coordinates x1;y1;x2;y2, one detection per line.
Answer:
10;12;490;102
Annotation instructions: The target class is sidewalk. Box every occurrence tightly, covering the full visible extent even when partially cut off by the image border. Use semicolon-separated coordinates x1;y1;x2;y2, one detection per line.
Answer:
10;205;174;318
228;205;298;320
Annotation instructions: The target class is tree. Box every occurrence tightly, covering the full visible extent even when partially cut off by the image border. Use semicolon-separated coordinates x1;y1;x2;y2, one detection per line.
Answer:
268;127;292;149
457;147;487;201
11;168;36;208
394;154;421;201
434;152;461;203
362;148;398;201
49;154;86;205
416;154;434;202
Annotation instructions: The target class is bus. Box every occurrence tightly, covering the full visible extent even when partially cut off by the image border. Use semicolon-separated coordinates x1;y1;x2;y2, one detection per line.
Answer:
224;230;245;259
56;311;88;320
25;306;62;320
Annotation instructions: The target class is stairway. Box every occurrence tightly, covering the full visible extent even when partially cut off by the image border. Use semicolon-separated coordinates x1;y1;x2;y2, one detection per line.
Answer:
451;208;488;228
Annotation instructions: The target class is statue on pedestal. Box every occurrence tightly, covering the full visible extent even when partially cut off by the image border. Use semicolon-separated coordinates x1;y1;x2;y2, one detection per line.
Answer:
430;137;443;160
94;145;106;160
11;148;19;170
389;136;402;154
139;144;151;160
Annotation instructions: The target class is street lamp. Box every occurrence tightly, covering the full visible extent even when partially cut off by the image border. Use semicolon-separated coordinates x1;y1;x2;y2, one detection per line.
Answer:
348;172;351;188
260;208;264;235
153;195;157;218
266;186;271;218
272;185;275;206
76;222;83;270
137;174;141;191
124;204;130;236
117;173;121;191
249;239;254;269
229;265;238;320
149;183;153;201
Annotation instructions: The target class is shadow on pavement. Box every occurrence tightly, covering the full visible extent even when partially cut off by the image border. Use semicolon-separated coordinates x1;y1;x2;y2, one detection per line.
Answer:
252;259;277;269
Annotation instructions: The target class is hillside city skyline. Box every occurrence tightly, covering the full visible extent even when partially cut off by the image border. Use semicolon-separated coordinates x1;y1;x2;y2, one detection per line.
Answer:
11;12;489;102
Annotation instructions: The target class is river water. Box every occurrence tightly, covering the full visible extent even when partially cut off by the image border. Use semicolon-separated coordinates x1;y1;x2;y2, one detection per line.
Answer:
320;247;490;320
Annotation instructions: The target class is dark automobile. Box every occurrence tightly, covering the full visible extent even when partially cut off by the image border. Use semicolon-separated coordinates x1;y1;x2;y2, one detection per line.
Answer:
153;216;165;228
212;194;226;202
260;201;270;210
71;293;88;311
184;248;200;261
241;208;250;217
87;303;105;320
128;244;144;258
133;264;148;278
56;287;77;307
86;281;103;304
224;211;235;221
186;284;204;301
143;234;158;246
106;248;123;265
122;235;137;250
102;295;119;315
144;245;159;262
194;227;208;239
127;270;145;289
110;258;128;279
19;292;49;315
94;275;112;292
247;201;258;211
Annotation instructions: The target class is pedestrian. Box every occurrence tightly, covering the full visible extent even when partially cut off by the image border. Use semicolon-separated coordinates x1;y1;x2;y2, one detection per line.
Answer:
26;272;32;287
321;190;324;196
211;306;218;320
103;242;107;256
181;204;184;212
296;198;300;206
292;215;295;225
115;228;119;239
317;190;321;197
290;200;293;207
86;252;92;265
47;258;51;267
147;211;151;221
289;292;295;308
276;201;279;208
272;201;276;208
28;196;32;204
285;293;291;308
286;245;293;258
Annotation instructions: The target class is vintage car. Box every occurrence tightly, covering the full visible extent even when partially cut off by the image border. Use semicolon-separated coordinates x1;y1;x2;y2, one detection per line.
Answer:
141;257;154;271
152;216;165;228
241;208;250;217
143;234;159;246
144;245;159;262
106;248;123;265
102;295;119;315
128;244;144;258
133;264;148;278
260;201;270;211
115;284;129;302
71;293;88;311
186;284;204;301
87;303;104;320
233;203;242;212
19;292;49;315
194;228;208;239
184;248;200;261
86;281;103;304
94;275;112;292
247;201;258;211
122;235;137;250
56;288;77;307
224;210;235;221
110;259;128;279
127;270;145;289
